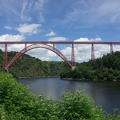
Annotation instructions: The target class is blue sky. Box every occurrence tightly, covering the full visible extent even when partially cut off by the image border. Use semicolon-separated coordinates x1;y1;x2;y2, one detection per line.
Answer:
0;0;120;63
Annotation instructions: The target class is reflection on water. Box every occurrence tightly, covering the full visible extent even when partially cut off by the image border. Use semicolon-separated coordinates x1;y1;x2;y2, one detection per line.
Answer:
17;78;120;113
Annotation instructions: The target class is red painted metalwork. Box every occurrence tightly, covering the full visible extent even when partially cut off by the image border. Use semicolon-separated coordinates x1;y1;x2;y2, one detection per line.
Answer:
1;41;120;69
0;41;120;44
91;43;95;60
71;43;75;66
3;43;8;67
5;43;72;68
110;43;113;53
53;43;55;48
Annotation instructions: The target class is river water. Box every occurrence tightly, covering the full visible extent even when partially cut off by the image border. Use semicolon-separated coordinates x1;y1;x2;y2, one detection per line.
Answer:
17;77;120;114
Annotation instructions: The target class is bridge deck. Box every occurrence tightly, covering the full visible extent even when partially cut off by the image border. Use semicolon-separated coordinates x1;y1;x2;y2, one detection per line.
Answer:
0;41;120;44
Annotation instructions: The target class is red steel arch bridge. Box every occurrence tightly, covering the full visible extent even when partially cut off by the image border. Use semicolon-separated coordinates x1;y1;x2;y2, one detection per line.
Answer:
1;41;120;70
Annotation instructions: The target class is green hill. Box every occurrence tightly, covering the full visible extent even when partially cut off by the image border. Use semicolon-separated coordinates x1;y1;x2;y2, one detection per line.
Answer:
60;51;120;81
1;49;120;80
0;49;70;78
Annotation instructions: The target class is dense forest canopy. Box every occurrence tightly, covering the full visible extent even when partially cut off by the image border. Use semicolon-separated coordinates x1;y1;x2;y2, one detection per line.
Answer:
0;49;120;80
0;49;69;78
60;51;120;81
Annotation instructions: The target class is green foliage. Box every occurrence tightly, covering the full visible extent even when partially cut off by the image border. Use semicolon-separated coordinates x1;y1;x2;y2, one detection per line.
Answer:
58;88;94;119
60;51;120;81
0;106;8;120
0;72;60;120
0;50;69;78
0;72;120;120
0;49;120;80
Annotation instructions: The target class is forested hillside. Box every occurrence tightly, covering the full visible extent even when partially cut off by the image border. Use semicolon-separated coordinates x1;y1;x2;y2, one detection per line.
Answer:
0;49;70;78
1;49;120;80
60;51;120;81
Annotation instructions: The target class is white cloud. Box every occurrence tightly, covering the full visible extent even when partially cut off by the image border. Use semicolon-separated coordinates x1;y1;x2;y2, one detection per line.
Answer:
0;34;25;42
21;0;32;21
27;48;57;61
48;37;68;41
73;37;110;62
19;0;47;22
61;0;120;27
4;26;12;30
60;37;120;63
60;47;71;60
74;38;89;42
9;43;57;61
90;37;102;41
21;0;47;22
113;45;120;52
0;0;47;23
0;34;25;52
45;31;57;36
17;23;42;35
1;37;120;64
97;0;120;23
74;37;102;42
8;44;25;52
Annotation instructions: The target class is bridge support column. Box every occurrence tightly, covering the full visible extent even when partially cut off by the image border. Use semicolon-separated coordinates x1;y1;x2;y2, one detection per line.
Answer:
91;43;95;60
3;43;8;68
72;66;76;70
71;43;76;70
110;43;113;53
4;67;9;72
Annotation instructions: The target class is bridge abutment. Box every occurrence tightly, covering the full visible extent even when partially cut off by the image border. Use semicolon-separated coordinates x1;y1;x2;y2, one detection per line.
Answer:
4;67;9;73
71;66;76;70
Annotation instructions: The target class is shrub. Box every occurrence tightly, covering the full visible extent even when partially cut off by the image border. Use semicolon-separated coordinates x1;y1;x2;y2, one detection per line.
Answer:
58;88;94;119
0;72;120;120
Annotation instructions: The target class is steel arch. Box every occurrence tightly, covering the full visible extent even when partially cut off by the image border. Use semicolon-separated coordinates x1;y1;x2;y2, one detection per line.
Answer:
6;43;72;68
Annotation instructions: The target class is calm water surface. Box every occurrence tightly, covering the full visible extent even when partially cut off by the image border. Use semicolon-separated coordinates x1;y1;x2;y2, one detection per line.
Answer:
17;77;120;113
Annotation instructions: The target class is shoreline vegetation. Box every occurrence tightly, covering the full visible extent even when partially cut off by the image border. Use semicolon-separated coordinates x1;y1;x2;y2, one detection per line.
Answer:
1;72;120;120
60;51;120;82
0;50;120;81
0;49;69;78
17;76;60;79
0;50;120;119
62;78;120;82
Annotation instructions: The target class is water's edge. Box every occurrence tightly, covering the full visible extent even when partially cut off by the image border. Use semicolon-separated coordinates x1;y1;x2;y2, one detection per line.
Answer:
17;77;120;113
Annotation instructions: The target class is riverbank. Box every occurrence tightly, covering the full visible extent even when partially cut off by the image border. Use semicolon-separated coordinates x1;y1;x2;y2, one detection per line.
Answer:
62;78;120;82
15;76;60;79
2;72;120;120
